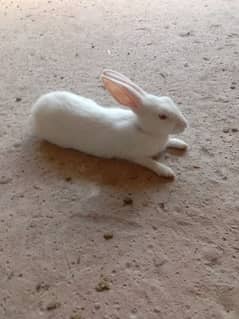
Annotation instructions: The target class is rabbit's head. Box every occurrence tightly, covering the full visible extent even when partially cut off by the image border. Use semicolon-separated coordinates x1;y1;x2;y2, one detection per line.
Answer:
101;69;188;136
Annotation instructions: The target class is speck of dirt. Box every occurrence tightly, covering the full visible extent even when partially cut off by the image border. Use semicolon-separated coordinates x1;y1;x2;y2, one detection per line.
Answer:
94;303;101;310
179;31;193;37
46;301;61;311
123;197;133;205
15;97;22;102
232;128;238;132
7;271;14;280
223;128;230;133
95;278;110;292
65;176;72;182
36;282;50;292
153;307;161;313
104;233;113;240
91;44;95;48
0;176;12;184
159;202;165;210
60;76;64;80
230;85;236;90
13;142;21;148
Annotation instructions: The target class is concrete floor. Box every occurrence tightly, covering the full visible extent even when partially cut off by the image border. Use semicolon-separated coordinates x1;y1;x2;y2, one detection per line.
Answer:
0;0;239;318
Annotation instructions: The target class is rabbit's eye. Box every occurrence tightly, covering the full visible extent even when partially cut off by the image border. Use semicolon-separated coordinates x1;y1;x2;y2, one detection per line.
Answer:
158;114;167;120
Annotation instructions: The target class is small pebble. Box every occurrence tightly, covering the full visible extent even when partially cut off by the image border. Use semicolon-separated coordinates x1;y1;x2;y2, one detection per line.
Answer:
15;97;22;102
179;31;192;37
94;303;101;310
36;282;50;292
0;176;12;184
223;128;229;133
95;278;110;292
123;197;133;205
153;307;161;313
104;233;113;240
202;246;222;266
13;142;21;148
65;176;72;182
46;301;61;311
7;271;14;280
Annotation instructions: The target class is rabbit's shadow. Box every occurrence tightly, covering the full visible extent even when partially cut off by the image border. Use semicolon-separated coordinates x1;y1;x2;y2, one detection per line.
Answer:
25;137;180;191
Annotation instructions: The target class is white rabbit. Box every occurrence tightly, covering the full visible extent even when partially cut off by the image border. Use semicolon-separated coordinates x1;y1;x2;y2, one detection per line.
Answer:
31;69;188;178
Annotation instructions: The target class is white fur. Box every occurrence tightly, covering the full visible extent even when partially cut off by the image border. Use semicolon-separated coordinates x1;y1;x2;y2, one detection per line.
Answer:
31;70;188;178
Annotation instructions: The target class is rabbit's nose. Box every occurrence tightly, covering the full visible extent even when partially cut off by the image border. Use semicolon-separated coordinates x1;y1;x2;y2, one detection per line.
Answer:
174;117;188;133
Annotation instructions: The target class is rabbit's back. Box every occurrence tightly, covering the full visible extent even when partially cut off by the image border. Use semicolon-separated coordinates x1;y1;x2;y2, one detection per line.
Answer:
31;91;138;157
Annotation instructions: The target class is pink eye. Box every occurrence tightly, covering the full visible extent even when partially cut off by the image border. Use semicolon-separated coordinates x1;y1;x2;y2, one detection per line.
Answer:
158;114;167;120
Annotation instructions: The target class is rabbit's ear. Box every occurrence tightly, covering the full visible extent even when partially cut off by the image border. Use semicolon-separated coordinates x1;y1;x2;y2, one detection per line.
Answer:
102;69;146;96
101;74;144;110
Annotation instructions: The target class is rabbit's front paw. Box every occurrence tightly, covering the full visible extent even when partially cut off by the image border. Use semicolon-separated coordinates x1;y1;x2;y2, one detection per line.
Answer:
167;138;188;150
158;163;176;179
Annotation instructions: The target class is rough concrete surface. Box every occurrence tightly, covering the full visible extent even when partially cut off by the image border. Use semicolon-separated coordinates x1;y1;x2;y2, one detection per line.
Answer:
0;0;239;318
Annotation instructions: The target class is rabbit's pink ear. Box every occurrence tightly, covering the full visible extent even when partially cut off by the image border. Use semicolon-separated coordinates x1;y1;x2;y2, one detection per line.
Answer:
101;75;144;110
102;69;145;95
